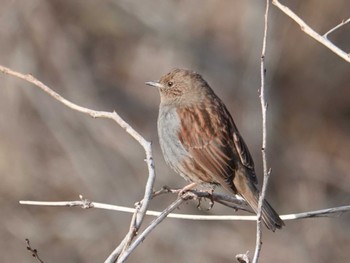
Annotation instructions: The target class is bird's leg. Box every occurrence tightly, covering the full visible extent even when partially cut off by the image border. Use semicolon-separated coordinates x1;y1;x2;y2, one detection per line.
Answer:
207;187;215;210
178;182;198;197
199;186;215;210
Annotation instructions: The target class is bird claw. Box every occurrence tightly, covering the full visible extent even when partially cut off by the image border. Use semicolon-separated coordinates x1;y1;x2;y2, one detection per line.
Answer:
180;191;197;200
207;195;215;210
177;189;187;197
196;191;215;211
177;182;198;197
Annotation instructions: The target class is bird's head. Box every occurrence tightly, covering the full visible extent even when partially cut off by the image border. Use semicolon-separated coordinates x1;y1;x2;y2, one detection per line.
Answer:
146;69;214;106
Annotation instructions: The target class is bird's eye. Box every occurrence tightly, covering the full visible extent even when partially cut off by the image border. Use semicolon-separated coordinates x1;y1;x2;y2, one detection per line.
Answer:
167;81;173;87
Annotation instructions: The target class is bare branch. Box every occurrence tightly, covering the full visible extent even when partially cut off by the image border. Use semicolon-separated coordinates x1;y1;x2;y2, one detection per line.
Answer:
253;0;271;262
19;199;350;221
25;239;45;263
154;187;252;212
324;18;350;40
0;64;156;263
281;205;350;220
120;202;141;255
236;252;251;263
116;196;188;263
19;189;252;220
272;0;350;63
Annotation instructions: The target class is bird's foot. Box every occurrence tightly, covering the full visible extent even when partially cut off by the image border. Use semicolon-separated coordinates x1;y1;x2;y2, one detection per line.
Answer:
196;189;215;210
177;182;198;198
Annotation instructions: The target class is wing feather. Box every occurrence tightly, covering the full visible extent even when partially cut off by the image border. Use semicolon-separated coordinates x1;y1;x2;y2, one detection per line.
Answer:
177;98;257;189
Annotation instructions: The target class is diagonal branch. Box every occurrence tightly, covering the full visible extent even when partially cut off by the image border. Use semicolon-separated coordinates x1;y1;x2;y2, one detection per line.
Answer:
116;196;189;263
25;238;45;263
272;0;350;63
0;64;156;263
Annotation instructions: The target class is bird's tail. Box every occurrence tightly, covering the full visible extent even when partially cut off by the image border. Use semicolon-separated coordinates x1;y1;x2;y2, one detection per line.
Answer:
236;176;284;231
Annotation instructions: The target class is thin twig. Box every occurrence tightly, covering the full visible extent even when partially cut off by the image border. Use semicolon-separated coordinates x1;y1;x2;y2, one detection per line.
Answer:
0;65;156;263
25;239;45;263
152;187;251;211
121;203;141;255
19;199;350;221
116;195;189;263
236;252;251;263
272;0;350;63
19;188;252;219
280;205;350;220
253;1;271;263
324;18;350;39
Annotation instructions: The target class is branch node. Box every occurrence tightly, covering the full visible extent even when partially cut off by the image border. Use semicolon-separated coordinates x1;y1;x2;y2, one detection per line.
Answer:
236;251;251;263
25;239;45;263
79;195;93;209
273;0;350;63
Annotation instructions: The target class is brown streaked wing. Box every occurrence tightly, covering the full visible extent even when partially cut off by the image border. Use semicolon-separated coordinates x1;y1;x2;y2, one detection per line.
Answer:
176;103;238;190
225;106;258;185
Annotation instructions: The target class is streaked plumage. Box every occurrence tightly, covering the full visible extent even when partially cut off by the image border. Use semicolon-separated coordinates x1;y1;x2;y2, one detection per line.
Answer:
147;69;284;231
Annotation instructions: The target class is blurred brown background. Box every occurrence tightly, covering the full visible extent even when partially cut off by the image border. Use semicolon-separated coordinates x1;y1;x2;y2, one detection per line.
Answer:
0;0;349;262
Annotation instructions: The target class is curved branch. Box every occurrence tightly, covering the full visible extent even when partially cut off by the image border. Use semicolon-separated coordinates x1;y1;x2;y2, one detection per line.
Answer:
0;65;156;263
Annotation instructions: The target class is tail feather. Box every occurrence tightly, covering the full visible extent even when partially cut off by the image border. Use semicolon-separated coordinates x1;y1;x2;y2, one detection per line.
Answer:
260;198;285;231
236;178;284;231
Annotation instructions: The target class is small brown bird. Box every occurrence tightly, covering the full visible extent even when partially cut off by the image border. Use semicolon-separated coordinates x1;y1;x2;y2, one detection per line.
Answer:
146;69;284;231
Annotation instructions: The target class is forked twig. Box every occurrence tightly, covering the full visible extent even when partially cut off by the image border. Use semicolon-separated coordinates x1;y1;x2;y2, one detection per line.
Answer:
324;18;350;39
116;195;190;263
272;0;350;63
0;65;156;263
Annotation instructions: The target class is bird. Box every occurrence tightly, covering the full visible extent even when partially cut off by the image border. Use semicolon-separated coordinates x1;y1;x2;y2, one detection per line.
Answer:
146;68;284;231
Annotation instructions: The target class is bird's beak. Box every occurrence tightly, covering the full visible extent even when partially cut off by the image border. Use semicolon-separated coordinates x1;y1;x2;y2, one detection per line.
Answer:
145;81;163;88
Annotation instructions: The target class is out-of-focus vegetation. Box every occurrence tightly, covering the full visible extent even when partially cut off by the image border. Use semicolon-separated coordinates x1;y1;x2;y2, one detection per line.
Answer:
0;1;349;262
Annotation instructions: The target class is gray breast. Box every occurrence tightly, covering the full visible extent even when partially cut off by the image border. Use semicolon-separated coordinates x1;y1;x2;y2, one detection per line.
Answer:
157;105;191;181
